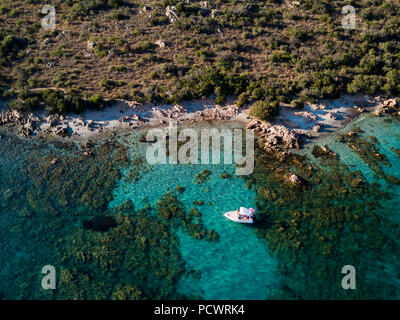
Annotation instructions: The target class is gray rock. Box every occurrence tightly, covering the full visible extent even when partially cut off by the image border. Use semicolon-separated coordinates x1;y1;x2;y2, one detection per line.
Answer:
287;173;305;185
374;98;400;115
166;5;178;23
312;125;321;133
155;40;166;49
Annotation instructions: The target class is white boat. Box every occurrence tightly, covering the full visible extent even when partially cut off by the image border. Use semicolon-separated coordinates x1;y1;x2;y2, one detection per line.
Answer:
224;207;255;224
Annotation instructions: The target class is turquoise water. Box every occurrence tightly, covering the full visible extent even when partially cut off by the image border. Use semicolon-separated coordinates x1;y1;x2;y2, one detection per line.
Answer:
300;115;400;180
298;114;400;224
109;131;280;300
2;113;400;299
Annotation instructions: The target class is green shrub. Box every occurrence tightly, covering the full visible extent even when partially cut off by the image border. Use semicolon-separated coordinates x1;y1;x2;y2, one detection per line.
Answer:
236;92;249;107
269;51;296;63
347;75;383;95
0;35;26;58
131;89;145;103
88;94;104;109
9;93;41;111
383;69;400;94
357;50;382;75
150;71;159;79
133;41;154;53
99;78;123;90
149;15;169;26
305;71;341;99
175;3;201;17
107;10;126;20
108;65;126;72
288;27;313;41
215;95;226;105
249;100;280;121
66;0;123;19
41;90;61;112
0;5;10;15
291;99;304;109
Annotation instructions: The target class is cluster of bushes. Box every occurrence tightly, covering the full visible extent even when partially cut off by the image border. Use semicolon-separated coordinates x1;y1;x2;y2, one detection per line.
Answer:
107;9;129;21
2;0;400;113
127;61;249;104
88;36;126;58
383;69;400;95
127;52;338;109
168;63;250;104
149;14;169;26
129;60;300;108
108;65;127;72
290;99;304;109
100;78;124;90
299;71;342;100
287;26;313;41
131;41;155;54
0;33;26;61
249;100;280;121
65;0;123;19
347;75;383;95
268;50;296;64
8;89;106;114
235;79;285;107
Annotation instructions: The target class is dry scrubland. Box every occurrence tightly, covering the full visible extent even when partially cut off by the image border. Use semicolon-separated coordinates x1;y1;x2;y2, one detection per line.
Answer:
0;0;399;117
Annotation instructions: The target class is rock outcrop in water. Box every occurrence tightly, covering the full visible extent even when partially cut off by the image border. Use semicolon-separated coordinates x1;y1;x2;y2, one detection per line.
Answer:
246;120;302;150
286;173;306;186
374;98;400;116
311;145;338;159
0;109;40;137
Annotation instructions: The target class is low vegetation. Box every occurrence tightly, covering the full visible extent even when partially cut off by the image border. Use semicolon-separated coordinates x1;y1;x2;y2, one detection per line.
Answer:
8;89;107;114
0;0;398;114
249;100;280;121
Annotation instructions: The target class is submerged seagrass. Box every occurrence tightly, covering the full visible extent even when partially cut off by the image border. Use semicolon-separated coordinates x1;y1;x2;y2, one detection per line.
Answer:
1;114;400;299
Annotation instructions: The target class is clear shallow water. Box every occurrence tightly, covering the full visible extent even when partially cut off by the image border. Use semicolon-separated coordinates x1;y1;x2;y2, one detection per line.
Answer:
2;112;400;299
298;114;400;224
300;115;400;180
110;132;280;300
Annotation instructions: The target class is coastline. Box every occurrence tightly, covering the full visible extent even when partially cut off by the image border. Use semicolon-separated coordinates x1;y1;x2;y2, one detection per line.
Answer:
2;94;400;300
0;95;398;150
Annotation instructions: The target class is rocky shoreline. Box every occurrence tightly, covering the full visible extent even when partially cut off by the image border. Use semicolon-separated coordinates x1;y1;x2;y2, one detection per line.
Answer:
0;96;399;152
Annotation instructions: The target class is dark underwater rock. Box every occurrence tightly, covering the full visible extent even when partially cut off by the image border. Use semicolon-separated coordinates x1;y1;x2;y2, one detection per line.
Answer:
83;216;118;232
219;172;232;179
195;169;212;184
176;185;185;194
206;229;220;242
384;175;400;185
311;145;337;159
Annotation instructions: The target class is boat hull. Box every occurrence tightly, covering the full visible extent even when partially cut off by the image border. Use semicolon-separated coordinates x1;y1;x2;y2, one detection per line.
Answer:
224;211;253;224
